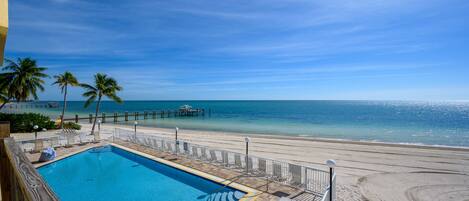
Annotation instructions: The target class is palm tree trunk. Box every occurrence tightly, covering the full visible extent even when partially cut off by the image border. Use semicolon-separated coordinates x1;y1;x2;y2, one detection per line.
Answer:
90;95;102;136
60;85;68;129
0;97;12;110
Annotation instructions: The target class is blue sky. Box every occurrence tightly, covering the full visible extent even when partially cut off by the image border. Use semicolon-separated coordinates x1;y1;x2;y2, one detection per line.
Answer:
4;0;469;100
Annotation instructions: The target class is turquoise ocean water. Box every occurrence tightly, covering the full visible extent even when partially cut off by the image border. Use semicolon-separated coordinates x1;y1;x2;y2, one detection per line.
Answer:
6;100;469;147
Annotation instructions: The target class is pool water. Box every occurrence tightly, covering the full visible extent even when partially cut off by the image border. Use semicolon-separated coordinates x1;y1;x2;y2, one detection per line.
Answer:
38;146;246;201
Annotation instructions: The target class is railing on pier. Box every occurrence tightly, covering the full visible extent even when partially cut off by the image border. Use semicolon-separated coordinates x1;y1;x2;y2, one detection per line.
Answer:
0;122;59;201
62;108;210;123
113;128;333;199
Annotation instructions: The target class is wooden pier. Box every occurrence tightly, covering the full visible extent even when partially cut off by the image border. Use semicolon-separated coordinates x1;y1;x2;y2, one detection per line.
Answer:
63;108;210;123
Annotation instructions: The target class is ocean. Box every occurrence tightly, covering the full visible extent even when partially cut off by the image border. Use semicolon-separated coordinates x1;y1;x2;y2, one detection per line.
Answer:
5;100;469;147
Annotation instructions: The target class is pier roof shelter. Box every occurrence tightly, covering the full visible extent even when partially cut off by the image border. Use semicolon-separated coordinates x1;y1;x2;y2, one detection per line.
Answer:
0;0;8;65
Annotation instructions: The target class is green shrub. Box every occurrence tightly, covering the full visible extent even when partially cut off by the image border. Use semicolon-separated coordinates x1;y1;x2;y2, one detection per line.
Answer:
63;122;81;130
0;113;56;133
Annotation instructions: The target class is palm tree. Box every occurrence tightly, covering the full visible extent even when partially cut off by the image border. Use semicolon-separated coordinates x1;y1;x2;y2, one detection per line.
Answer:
0;58;48;110
81;73;123;136
0;90;7;108
52;71;79;129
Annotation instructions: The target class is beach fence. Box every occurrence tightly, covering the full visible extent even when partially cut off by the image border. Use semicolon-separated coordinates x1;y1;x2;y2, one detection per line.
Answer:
113;128;335;200
62;109;207;124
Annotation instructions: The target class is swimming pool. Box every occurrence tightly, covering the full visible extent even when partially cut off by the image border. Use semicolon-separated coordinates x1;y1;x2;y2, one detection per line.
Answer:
38;145;247;201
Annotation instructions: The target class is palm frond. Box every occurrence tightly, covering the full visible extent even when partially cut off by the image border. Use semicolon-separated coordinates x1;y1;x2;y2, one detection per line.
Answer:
84;95;97;108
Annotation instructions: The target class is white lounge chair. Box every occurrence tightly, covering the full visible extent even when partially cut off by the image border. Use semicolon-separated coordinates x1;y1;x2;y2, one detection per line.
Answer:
192;147;199;158
234;154;242;168
272;162;284;181
222;151;229;166
166;142;173;152
258;158;267;175
201;148;208;160
289;164;303;186
209;150;218;162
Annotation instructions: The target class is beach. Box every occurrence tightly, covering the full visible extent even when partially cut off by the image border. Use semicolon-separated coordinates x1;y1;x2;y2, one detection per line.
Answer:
60;123;469;201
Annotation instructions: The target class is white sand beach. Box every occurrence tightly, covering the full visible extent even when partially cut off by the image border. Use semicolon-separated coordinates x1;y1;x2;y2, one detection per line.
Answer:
14;123;469;201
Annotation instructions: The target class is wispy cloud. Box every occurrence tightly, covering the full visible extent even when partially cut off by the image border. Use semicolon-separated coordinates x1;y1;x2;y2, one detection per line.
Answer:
6;0;469;100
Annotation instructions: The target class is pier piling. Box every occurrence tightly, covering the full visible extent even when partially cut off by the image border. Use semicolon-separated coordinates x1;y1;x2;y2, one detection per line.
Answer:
63;108;205;123
102;113;106;123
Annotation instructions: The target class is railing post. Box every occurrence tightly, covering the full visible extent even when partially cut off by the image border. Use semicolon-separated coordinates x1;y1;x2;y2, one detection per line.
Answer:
102;113;106;123
75;114;79;123
161;111;164;118
125;111;128;121
89;114;93;123
245;137;250;174
135;112;139;120
144;111;148;119
326;159;337;201
152;111;156;119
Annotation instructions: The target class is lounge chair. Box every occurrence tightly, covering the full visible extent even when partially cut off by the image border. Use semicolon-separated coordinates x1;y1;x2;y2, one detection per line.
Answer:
192;147;199;158
78;132;87;144
151;139;158;150
183;142;189;154
209;150;218;162
258;158;267;175
146;138;152;147
159;140;164;151
222;151;229;166
234;154;242;168
272;162;285;181
289;164;303;187
201;148;208;160
166;142;173;153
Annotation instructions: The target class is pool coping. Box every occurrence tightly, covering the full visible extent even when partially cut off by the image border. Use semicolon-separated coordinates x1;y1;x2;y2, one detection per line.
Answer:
35;143;260;201
34;144;99;168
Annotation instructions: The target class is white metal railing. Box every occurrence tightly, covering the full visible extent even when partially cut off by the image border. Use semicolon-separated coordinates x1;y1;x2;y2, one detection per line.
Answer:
16;130;94;152
113;128;334;200
320;173;336;201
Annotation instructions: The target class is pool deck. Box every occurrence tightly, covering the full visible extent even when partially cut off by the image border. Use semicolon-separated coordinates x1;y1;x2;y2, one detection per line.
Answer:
26;140;321;201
